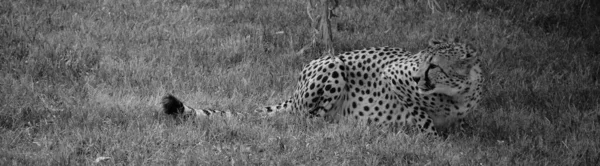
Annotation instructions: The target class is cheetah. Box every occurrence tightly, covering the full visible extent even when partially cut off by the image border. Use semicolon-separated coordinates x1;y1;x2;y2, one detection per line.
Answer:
162;37;484;136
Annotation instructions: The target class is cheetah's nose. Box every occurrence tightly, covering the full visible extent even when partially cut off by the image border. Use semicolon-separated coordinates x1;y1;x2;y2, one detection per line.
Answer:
412;77;421;82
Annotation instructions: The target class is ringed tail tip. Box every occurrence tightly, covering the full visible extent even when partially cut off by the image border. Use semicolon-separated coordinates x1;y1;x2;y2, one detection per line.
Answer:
162;94;184;115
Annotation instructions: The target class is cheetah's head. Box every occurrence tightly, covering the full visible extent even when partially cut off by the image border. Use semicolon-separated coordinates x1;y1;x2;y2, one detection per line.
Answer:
412;37;480;96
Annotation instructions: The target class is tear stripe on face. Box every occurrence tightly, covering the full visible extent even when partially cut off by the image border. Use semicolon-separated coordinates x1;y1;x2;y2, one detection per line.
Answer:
422;65;435;90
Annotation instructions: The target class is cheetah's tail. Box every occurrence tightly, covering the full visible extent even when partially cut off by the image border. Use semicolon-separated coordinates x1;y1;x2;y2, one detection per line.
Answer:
161;94;237;118
253;99;293;116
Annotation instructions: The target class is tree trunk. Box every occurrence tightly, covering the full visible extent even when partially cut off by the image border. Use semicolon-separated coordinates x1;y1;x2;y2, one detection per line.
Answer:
298;0;336;56
319;0;333;54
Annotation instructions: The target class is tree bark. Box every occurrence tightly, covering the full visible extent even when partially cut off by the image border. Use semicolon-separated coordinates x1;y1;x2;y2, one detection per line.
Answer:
319;0;333;54
298;0;336;56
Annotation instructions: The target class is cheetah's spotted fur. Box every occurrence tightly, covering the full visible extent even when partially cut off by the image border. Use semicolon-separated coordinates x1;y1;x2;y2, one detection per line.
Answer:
162;38;484;136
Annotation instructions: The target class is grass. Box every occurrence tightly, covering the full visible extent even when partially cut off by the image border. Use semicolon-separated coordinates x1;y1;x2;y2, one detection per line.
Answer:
1;0;599;165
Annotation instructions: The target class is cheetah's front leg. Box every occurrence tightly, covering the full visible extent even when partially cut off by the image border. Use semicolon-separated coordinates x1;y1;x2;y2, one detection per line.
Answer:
405;106;440;137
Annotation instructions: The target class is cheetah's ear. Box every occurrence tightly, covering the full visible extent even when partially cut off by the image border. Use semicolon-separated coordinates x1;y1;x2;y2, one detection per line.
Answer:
462;43;479;59
428;38;447;47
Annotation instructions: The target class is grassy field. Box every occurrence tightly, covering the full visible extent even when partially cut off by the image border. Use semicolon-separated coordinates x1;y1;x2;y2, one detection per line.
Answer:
1;0;600;165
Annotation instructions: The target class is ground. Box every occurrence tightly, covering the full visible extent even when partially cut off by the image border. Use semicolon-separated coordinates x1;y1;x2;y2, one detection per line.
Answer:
1;0;600;165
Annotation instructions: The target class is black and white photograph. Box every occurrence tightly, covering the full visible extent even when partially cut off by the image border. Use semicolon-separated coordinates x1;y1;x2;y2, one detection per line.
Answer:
1;0;599;165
